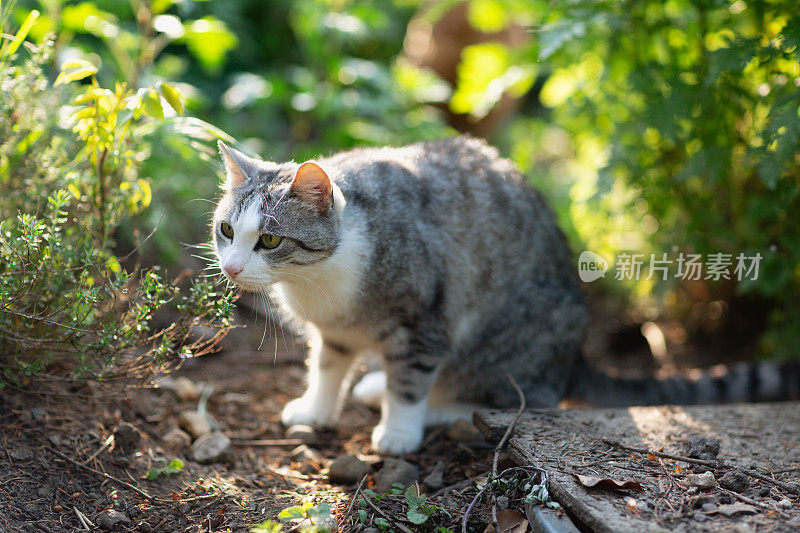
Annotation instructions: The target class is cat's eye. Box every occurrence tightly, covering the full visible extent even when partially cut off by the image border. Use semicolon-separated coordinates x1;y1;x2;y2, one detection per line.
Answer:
259;233;282;249
220;222;234;239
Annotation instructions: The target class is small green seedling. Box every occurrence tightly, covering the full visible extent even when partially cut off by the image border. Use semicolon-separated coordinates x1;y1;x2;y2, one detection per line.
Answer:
145;459;184;480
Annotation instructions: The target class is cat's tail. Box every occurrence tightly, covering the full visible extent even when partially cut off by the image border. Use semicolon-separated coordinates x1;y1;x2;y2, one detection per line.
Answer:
565;357;800;407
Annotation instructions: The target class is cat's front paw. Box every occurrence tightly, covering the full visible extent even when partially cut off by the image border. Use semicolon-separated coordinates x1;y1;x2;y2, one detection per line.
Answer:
371;423;423;455
281;395;336;427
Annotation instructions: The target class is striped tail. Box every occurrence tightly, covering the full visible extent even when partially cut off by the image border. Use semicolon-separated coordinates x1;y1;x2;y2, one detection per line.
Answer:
566;358;800;407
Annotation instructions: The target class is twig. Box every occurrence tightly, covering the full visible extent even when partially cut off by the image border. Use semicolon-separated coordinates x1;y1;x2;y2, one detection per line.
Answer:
601;439;718;468
45;445;156;503
489;374;526;529
81;434;114;466
462;466;544;533
720;488;792;520
341;475;368;530
602;439;800;495
73;506;95;531
230;438;302;447
192;493;227;515
360;481;414;533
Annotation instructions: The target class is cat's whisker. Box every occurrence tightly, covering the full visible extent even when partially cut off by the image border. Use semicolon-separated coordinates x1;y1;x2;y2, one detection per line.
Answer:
275;271;333;305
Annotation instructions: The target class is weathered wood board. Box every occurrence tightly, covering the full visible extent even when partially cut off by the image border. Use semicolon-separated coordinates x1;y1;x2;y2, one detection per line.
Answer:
475;403;800;533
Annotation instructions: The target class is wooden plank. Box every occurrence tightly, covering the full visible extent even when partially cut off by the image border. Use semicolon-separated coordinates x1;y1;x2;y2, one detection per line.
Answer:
475;402;800;533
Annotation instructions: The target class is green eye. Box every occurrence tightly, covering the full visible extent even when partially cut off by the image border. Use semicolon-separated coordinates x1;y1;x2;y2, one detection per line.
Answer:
259;233;282;249
220;222;234;238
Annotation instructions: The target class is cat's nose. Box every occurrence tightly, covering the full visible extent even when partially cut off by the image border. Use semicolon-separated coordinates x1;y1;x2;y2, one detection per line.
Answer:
224;265;243;278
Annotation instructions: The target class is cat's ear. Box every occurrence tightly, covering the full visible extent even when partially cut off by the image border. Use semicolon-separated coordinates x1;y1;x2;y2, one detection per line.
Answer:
291;161;333;213
218;140;258;189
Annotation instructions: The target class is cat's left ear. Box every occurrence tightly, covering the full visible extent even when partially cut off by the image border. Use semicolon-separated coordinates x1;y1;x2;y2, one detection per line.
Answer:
218;141;258;189
291;161;333;214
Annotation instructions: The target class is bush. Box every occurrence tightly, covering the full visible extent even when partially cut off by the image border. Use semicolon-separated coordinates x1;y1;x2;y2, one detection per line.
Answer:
459;0;800;358
0;14;233;384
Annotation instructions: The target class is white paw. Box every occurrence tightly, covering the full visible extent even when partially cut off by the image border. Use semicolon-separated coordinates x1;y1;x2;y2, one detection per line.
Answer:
371;423;424;455
281;395;336;427
352;371;386;409
425;403;477;427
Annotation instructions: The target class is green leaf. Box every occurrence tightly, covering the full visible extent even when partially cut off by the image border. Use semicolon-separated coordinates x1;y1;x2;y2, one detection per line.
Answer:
406;507;429;524
181;17;237;73
159;82;184;114
142;89;164;121
145;467;162;480
278;505;307;521
54;59;98;87
250;521;283;533
1;9;39;58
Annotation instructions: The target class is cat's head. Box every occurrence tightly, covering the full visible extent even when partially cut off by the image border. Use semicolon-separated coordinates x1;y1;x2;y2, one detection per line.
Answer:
212;141;344;291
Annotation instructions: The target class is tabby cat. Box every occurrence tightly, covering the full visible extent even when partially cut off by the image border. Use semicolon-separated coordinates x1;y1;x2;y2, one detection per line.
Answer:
212;136;799;455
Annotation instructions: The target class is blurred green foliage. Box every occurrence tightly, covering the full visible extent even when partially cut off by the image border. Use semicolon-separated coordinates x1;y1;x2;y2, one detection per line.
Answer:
6;0;800;358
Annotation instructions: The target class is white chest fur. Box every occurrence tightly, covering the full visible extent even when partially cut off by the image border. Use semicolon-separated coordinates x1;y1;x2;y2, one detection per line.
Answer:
271;217;369;327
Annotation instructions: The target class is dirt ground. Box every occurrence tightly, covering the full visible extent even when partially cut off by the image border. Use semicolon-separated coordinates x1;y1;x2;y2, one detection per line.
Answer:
0;296;790;532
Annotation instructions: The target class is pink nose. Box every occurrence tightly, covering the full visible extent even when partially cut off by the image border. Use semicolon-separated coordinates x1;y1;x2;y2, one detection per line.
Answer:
224;265;243;278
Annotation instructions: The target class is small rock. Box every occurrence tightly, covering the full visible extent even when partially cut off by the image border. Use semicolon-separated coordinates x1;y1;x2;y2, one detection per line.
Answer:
445;419;483;442
95;509;131;530
9;449;32;461
758;486;771;498
30;407;45;420
373;458;420;492
686;437;720;461
138;523;153;533
285;424;318;444
327;455;372;485
23;502;38;515
496;495;509;512
719;494;733;504
191;431;232;464
221;392;251;405
37;486;52;498
718;471;749;493
777;498;792;509
114;423;141;454
700;502;718;513
422;461;445;490
174;377;200;402
291;445;323;463
691;511;708;522
686;472;715;490
178;411;211;439
162;428;191;449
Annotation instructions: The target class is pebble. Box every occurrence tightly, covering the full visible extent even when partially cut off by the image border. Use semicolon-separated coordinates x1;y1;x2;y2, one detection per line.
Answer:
291;445;323;463
37;486;52;498
174;377;200;402
422;461;445;490
373;458;420;493
23;502;38;515
114;423;141;454
221;392;251;405
777;498;792;509
327;455;373;485
191;431;232;464
718;471;749;493
162;428;191;449
686;472;715;490
9;449;32;461
445;419;482;442
701;502;718;513
138;523;153;533
178;411;211;439
686;437;720;461
30;407;45;420
285;424;318;444
95;509;131;530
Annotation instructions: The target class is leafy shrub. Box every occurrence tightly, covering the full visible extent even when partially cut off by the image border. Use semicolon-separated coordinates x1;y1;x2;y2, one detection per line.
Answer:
0;13;233;383
456;0;800;357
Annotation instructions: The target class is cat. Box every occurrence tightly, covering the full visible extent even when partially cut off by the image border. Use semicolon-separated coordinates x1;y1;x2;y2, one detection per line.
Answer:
212;136;800;455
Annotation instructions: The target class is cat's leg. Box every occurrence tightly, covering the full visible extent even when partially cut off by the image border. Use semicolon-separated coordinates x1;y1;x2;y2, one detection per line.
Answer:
281;334;355;427
372;327;445;455
352;370;386;409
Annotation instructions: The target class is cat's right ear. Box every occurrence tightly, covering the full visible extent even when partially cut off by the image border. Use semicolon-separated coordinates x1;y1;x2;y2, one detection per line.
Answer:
218;141;257;189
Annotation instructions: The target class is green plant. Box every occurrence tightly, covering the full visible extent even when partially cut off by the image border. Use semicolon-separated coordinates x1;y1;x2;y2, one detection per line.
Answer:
0;12;233;383
145;458;184;480
276;501;333;533
453;0;800;357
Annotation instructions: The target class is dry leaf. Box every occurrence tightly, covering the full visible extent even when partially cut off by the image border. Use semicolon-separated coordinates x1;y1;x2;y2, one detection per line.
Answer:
573;474;643;492
647;452;657;462
483;509;530;533
714;503;758;517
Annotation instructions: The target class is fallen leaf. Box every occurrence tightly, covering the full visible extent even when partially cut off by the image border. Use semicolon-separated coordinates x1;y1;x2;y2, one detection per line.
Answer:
497;509;529;533
573;474;643;492
714;503;758;517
